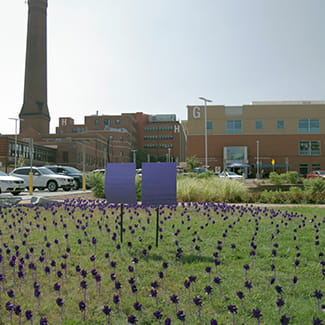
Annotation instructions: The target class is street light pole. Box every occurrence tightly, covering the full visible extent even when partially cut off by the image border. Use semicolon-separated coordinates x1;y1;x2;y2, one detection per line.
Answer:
256;140;260;179
9;117;23;169
198;97;212;168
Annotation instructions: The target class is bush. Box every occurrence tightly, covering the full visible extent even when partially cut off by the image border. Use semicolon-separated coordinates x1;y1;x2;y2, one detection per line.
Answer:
303;177;325;195
269;171;302;185
87;172;105;198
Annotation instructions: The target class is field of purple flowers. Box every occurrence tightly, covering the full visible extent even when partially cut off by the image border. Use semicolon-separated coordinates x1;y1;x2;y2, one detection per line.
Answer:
0;199;323;324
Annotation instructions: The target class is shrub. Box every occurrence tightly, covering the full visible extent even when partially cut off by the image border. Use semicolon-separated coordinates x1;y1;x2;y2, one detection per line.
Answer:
87;172;105;198
303;177;325;194
269;171;302;185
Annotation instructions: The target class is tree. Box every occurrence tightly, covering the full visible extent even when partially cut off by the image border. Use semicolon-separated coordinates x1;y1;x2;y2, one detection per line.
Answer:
186;156;201;171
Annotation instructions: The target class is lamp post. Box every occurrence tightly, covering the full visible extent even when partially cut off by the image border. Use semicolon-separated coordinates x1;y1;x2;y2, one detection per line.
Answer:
131;149;137;164
256;140;260;179
9;118;23;169
198;97;212;168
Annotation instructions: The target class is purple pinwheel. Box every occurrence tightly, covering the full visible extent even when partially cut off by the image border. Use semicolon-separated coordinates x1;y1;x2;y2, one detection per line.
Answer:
276;298;285;314
312;290;323;311
78;301;86;321
40;317;48;325
227;305;238;325
128;315;138;324
102;305;111;324
25;310;33;323
153;310;163;323
280;314;291;325
113;294;120;311
312;318;324;325
252;308;262;325
176;310;186;322
193;296;203;318
170;294;179;312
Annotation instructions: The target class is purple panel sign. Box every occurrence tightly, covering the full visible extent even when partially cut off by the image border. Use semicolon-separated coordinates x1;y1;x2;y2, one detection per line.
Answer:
142;163;177;206
105;163;137;204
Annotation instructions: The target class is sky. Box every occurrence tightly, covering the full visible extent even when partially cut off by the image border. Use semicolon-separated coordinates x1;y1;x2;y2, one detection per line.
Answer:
1;0;324;135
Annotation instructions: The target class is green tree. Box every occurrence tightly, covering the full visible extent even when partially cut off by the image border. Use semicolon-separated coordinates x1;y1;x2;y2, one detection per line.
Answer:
186;156;201;171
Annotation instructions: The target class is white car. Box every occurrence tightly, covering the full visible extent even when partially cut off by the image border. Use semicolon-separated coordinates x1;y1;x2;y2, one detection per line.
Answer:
10;167;74;192
218;171;244;180
0;171;25;196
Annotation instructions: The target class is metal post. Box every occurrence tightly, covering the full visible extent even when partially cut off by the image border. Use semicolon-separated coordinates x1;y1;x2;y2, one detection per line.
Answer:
9;118;23;169
198;97;212;168
256;140;260;179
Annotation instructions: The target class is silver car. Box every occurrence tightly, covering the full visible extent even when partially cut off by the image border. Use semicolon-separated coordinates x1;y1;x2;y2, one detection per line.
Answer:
218;171;244;181
0;171;25;196
10;167;74;192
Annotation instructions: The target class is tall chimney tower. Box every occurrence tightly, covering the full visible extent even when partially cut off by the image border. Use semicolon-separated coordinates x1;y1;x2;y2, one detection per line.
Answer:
19;0;50;138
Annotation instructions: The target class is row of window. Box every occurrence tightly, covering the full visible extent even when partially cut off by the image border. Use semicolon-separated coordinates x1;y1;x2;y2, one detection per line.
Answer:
144;144;173;148
108;136;124;141
207;118;320;134
144;126;174;131
144;135;174;140
95;119;121;126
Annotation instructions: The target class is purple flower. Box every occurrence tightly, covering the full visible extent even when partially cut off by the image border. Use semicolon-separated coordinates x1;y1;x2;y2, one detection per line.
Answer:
78;301;86;311
113;295;120;304
280;314;291;325
102;305;111;315
245;281;253;290
252;308;262;319
25;310;33;320
56;297;64;307
176;310;186;321
128;315;138;324
275;285;283;295
133;301;142;311
312;318;324;325
227;305;238;314
193;296;202;306
153;310;163;320
40;317;48;325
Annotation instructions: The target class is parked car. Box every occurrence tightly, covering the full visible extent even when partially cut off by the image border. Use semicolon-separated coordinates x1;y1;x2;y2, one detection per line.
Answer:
10;167;74;192
306;170;325;179
0;171;25;196
45;165;83;190
218;171;244;180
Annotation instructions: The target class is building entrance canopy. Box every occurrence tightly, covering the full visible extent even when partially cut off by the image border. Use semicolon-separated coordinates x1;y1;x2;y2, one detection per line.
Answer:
226;161;250;168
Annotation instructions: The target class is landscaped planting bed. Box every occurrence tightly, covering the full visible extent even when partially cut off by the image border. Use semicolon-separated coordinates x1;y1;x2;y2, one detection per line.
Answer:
0;199;323;324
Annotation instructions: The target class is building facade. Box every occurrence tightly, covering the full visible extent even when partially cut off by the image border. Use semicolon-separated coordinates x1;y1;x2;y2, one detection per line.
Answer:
186;101;325;176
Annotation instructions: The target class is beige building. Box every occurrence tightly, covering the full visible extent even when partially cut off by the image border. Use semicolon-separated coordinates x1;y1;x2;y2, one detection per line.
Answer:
186;101;325;176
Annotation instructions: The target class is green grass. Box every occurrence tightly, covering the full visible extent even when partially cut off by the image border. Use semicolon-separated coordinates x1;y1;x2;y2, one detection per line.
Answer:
0;201;323;324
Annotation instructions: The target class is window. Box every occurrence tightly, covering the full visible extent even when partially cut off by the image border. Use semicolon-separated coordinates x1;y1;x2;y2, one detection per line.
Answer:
227;120;242;134
312;164;320;171
116;119;121;125
104;119;110;126
299;164;308;177
299;140;320;155
119;136;123;141
298;119;319;133
109;135;114;141
95;119;99;125
63;151;69;163
256;120;263;129
207;121;213;130
277;120;284;129
119;151;124;157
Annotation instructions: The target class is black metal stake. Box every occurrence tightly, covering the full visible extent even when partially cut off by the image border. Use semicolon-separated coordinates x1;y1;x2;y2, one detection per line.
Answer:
120;204;124;243
156;205;160;247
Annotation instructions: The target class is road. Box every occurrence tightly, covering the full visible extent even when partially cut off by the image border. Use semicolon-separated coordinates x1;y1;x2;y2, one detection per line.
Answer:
0;189;92;204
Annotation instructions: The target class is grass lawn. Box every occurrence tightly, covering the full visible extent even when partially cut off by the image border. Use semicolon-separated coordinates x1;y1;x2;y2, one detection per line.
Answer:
0;200;323;324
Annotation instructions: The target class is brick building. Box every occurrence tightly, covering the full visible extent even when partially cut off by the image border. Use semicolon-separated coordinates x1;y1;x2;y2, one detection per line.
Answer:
186;101;325;176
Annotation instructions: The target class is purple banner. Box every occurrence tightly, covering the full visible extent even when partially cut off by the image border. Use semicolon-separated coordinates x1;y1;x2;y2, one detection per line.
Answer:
142;163;177;206
104;163;137;204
